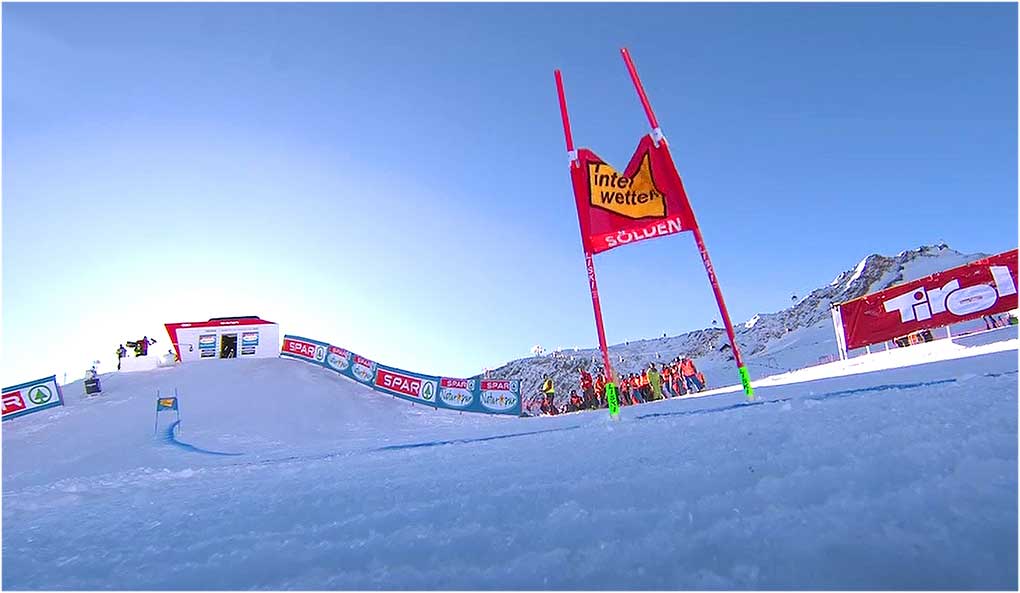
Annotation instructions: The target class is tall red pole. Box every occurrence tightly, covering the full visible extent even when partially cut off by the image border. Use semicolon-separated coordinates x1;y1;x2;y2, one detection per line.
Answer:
555;71;619;414
619;48;754;399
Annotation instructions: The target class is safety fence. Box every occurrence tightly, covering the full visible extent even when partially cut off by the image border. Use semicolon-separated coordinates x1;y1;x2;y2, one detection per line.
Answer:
280;335;521;416
3;375;65;421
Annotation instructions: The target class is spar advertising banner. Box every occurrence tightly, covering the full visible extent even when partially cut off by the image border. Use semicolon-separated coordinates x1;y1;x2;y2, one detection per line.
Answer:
280;335;521;415
478;379;521;414
838;249;1019;350
438;377;476;410
3;375;65;421
374;365;439;407
280;335;328;367
570;134;698;255
324;345;353;375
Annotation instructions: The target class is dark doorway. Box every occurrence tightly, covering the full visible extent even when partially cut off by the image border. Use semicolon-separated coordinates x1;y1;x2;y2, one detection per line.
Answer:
220;334;237;359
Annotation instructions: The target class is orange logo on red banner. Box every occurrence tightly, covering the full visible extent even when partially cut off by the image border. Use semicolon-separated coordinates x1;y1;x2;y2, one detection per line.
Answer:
570;134;697;254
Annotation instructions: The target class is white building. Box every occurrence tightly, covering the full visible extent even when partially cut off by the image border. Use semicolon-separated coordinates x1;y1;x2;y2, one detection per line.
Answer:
164;316;280;363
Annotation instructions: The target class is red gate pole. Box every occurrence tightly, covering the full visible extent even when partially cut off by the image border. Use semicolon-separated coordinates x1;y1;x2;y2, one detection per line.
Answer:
619;48;754;399
555;70;620;417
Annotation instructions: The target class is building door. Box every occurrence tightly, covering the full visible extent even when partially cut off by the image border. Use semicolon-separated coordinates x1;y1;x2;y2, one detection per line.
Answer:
220;334;238;359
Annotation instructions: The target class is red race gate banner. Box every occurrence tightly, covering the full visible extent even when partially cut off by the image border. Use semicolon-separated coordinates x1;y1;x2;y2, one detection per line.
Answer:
838;249;1018;350
570;134;698;255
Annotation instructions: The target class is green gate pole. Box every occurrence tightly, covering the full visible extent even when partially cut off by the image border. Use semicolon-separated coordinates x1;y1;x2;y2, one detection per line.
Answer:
606;382;619;419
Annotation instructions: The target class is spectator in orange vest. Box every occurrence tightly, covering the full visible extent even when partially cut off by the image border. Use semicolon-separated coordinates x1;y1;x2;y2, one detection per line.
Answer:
681;358;704;392
661;364;673;397
628;371;644;404
619;376;632;406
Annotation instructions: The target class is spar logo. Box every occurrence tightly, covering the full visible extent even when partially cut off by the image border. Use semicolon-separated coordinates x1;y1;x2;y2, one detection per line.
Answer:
27;385;52;405
2;391;26;415
375;369;436;401
883;265;1017;323
283;338;326;362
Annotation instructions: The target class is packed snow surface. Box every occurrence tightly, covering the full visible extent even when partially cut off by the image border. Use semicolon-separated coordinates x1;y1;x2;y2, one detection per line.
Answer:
3;343;1017;589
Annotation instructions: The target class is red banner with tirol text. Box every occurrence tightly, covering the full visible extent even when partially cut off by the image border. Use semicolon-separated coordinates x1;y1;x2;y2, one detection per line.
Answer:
838;249;1018;350
570;134;698;255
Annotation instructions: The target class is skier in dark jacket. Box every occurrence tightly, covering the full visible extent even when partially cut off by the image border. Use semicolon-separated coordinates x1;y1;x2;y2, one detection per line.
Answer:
116;344;127;370
138;336;156;356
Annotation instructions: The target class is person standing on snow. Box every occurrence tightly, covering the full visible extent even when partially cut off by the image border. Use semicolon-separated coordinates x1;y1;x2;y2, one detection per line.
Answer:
578;367;594;408
628;374;643;403
540;376;555;409
116;344;127;370
660;363;673;398
619;375;632;406
681;358;704;392
647;363;663;401
594;371;607;408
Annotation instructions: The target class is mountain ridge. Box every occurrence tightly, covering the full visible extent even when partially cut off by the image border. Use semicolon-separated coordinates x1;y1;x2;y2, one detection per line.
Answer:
489;243;990;408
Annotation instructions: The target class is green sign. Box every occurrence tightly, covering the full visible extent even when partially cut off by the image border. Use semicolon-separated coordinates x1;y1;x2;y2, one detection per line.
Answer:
606;382;619;418
28;385;52;405
739;366;754;400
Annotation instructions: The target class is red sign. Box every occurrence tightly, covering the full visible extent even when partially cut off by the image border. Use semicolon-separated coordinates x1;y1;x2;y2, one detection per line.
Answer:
353;355;374;368
2;391;26;416
481;379;511;391
441;378;469;389
328;345;350;357
282;338;318;360
375;369;424;399
570;134;698;255
838;249;1018;350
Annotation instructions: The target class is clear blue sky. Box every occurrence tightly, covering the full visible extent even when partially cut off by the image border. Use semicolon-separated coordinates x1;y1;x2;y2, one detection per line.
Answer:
3;2;1017;383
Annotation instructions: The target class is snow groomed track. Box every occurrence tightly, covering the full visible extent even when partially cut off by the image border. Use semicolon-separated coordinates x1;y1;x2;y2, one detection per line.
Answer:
2;343;1017;589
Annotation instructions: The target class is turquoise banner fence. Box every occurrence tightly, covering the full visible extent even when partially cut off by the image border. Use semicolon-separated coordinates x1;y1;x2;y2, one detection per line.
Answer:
280;335;521;416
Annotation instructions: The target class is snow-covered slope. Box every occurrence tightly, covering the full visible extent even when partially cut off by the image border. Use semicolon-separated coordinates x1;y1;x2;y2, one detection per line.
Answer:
3;344;1016;589
497;244;992;409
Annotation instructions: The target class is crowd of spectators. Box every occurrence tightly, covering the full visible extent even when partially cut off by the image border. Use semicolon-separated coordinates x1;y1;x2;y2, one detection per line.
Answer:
536;356;707;415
